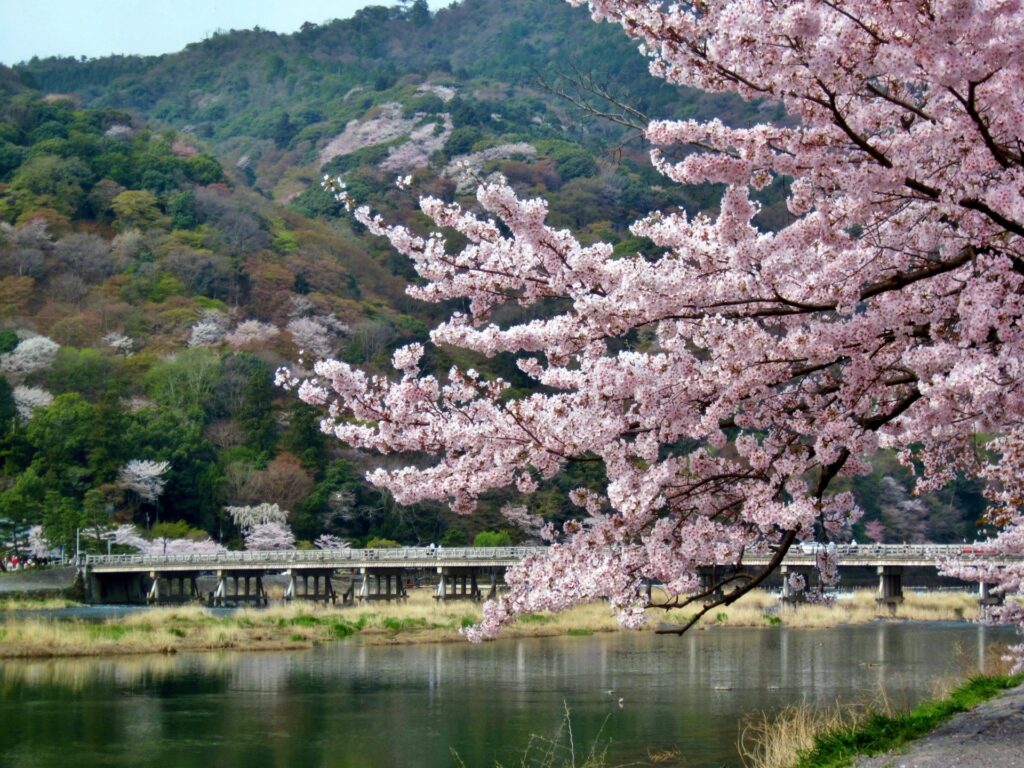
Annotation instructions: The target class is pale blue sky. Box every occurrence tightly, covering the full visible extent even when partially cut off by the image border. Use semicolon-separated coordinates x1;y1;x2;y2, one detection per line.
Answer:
0;1;448;66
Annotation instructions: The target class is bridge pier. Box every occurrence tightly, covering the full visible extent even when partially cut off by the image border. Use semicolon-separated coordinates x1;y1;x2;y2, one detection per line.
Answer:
434;567;500;601
284;569;339;604
876;566;904;613
211;570;268;607
84;570;150;604
146;571;201;604
780;564;815;604
978;580;1004;608
358;568;408;602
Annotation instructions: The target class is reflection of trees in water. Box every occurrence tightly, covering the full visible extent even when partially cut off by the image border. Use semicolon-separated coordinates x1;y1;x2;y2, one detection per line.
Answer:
0;624;1014;698
1;654;184;690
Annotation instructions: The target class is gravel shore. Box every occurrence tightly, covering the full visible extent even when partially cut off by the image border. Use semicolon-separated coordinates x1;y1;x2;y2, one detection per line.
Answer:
854;683;1024;768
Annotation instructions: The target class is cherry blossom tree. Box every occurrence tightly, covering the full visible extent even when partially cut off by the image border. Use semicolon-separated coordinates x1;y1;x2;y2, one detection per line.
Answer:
27;525;50;559
863;519;887;544
118;460;170;504
288;0;1024;642
244;521;296;551
313;533;351;550
0;336;59;379
225;319;280;348
286;315;350;359
225;502;289;530
109;525;227;556
103;331;135;357
12;385;53;421
187;311;228;348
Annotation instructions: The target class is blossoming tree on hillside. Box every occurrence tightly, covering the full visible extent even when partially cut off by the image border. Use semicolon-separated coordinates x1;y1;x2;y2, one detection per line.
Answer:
225;503;297;551
288;0;1024;644
118;460;170;504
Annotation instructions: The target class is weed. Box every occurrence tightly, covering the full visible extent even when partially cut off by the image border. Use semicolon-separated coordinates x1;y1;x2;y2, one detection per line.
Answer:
382;616;428;632
330;621;359;638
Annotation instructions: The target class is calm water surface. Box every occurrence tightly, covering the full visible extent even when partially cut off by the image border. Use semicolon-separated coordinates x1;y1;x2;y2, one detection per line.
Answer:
0;623;1014;767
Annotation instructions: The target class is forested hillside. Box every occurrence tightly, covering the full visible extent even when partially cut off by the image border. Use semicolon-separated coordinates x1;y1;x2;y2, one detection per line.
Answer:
0;0;986;554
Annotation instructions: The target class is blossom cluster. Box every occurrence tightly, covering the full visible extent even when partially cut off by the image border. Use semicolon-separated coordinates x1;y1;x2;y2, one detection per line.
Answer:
297;0;1024;643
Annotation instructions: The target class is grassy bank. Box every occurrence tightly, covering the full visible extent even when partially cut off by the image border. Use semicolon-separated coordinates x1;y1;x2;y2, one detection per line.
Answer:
0;597;80;612
741;671;1023;768
0;588;981;659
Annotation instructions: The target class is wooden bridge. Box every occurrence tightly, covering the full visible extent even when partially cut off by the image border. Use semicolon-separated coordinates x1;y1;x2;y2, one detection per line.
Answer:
78;543;1016;607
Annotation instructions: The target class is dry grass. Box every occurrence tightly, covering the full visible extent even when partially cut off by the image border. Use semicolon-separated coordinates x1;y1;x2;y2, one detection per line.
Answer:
0;597;79;611
739;693;893;768
738;650;1019;768
0;588;983;659
650;589;978;631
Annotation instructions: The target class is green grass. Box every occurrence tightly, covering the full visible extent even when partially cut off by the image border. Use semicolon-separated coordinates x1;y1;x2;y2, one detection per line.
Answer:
567;628;593;636
86;624;130;640
792;673;1024;768
382;616;428;632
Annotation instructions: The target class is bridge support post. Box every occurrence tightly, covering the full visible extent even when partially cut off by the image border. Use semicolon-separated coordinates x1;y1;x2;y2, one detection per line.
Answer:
213;571;227;606
435;568;447;600
435;567;486;601
876;566;904;614
979;581;1004;609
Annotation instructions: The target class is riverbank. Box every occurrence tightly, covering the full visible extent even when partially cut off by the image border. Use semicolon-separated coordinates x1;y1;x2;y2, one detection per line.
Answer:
0;588;983;659
850;675;1024;768
743;671;1023;768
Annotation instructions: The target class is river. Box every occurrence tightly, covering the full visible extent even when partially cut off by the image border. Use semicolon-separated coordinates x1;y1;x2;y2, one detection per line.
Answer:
0;623;1014;767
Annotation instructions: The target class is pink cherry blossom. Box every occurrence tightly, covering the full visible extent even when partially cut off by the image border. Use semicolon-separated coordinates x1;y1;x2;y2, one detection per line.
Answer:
292;0;1024;646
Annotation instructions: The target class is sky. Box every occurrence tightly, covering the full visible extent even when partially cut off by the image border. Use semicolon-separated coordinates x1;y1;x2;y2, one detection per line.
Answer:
0;1;446;66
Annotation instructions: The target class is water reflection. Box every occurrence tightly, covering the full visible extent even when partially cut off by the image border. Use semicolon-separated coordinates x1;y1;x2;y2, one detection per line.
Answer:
0;623;1015;768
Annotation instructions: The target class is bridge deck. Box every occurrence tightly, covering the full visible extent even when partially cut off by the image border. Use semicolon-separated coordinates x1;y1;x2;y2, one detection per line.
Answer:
81;543;1016;575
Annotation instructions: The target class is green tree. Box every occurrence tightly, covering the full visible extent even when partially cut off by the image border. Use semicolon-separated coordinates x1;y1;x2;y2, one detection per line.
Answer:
10;154;92;217
41;491;81;553
45;348;125;400
216;352;277;453
168;189;197;229
111;189;164;231
0;466;48;525
473;530;513;547
0;329;19;354
282;400;327;472
145;348;220;415
439;527;468;547
0;376;15;436
365;536;401;548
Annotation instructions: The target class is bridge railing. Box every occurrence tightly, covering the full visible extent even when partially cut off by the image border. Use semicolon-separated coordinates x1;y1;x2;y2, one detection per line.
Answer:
81;542;1014;570
83;546;549;569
